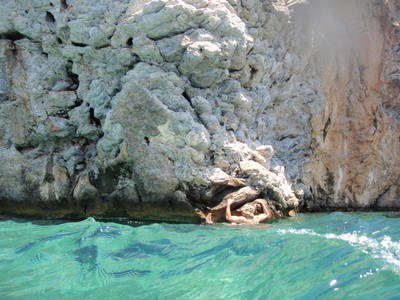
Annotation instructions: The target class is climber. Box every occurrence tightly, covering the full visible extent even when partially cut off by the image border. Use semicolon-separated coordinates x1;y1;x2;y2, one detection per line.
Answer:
225;198;272;225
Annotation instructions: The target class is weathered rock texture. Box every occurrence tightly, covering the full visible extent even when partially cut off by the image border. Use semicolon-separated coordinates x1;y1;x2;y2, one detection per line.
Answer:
289;0;400;210
0;0;399;220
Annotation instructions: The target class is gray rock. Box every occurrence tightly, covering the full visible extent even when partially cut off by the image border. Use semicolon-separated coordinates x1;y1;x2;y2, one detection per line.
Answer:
0;0;398;220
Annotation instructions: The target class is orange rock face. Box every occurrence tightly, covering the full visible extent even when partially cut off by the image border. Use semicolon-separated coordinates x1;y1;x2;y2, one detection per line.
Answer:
291;0;400;209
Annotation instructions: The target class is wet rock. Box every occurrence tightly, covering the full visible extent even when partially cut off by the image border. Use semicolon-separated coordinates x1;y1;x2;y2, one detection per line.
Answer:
0;147;26;201
73;173;97;202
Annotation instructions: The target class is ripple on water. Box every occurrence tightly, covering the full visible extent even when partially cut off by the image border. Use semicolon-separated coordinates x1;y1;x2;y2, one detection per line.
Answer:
277;228;400;274
0;213;400;299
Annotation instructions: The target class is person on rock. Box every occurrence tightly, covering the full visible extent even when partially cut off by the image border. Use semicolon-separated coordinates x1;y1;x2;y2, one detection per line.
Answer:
225;199;272;225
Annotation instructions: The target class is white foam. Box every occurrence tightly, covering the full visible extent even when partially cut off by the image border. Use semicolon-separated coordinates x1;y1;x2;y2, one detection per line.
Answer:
277;228;400;274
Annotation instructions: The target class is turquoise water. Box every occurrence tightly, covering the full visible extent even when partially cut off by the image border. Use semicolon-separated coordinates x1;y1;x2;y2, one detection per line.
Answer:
1;213;400;299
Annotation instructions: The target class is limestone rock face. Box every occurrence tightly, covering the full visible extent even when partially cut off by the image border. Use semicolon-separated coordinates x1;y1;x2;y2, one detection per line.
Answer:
0;0;398;220
286;0;400;210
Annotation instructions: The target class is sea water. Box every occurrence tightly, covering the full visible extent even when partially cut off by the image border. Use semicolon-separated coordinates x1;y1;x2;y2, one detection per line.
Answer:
1;212;400;299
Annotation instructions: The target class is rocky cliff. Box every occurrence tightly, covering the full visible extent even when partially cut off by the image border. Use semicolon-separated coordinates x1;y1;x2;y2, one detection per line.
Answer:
0;0;398;221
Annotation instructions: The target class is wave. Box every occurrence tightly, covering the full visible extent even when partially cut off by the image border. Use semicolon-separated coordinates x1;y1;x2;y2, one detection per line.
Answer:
277;228;400;274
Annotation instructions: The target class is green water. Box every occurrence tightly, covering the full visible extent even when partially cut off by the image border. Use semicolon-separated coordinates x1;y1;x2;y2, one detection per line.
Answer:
1;213;400;299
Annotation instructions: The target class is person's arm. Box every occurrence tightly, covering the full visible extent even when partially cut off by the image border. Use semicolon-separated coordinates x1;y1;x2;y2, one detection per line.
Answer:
255;200;272;223
225;199;234;222
225;199;256;224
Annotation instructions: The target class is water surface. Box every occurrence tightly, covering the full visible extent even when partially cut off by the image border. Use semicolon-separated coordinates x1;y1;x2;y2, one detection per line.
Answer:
1;212;400;299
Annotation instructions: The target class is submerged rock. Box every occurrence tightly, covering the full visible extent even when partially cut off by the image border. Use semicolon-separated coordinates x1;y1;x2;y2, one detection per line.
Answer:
0;0;399;221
